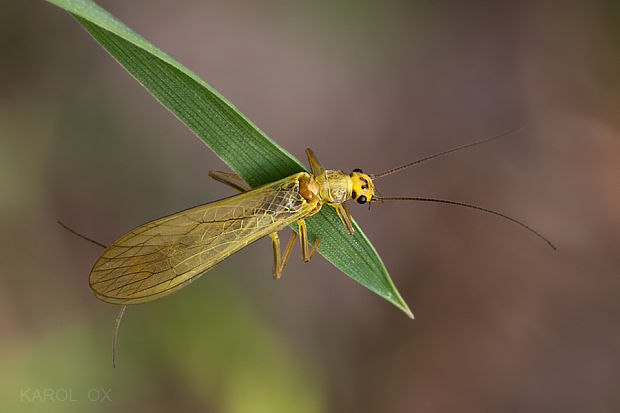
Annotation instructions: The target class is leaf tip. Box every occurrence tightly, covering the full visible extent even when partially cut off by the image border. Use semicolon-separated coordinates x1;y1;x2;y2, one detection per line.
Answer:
402;304;415;319
386;290;414;319
381;282;414;319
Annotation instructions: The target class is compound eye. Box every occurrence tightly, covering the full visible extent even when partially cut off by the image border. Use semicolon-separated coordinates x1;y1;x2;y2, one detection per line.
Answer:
352;168;363;173
356;195;367;204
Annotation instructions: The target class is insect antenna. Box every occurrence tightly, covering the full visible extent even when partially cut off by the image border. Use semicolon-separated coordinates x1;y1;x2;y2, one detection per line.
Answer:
369;187;385;210
57;220;107;248
57;220;127;367
372;196;556;250
370;126;525;179
112;305;127;368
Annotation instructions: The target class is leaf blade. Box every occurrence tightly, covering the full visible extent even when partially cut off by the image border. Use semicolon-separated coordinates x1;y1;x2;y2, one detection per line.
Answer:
46;0;412;317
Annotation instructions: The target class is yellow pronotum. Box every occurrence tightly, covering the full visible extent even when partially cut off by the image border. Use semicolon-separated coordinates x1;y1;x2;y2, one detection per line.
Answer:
90;149;374;304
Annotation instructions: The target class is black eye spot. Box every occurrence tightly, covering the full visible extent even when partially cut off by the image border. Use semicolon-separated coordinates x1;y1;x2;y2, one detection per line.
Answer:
360;177;369;189
353;168;363;173
357;195;367;204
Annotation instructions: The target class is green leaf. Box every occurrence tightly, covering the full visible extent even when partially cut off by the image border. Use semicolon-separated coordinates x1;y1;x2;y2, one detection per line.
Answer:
45;0;412;318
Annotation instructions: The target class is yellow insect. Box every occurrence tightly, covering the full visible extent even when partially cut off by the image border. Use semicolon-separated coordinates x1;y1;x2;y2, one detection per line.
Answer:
89;140;555;306
90;149;364;303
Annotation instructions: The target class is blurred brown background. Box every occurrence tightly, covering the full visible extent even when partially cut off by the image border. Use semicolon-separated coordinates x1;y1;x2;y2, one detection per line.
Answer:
1;0;619;412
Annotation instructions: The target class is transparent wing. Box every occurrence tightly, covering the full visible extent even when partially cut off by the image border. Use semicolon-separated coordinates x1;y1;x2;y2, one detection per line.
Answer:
90;173;313;304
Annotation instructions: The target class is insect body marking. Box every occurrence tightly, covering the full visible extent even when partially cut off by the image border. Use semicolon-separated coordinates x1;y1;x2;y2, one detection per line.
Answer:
349;170;374;204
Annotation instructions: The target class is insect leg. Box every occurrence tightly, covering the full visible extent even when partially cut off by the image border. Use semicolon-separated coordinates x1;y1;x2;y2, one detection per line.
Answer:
305;148;324;175
269;231;297;279
297;219;321;262
269;232;281;279
297;219;310;261
308;236;321;260
331;203;355;235
208;170;250;193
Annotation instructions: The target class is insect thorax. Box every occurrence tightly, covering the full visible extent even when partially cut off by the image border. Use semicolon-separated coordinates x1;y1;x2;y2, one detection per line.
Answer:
317;170;353;203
